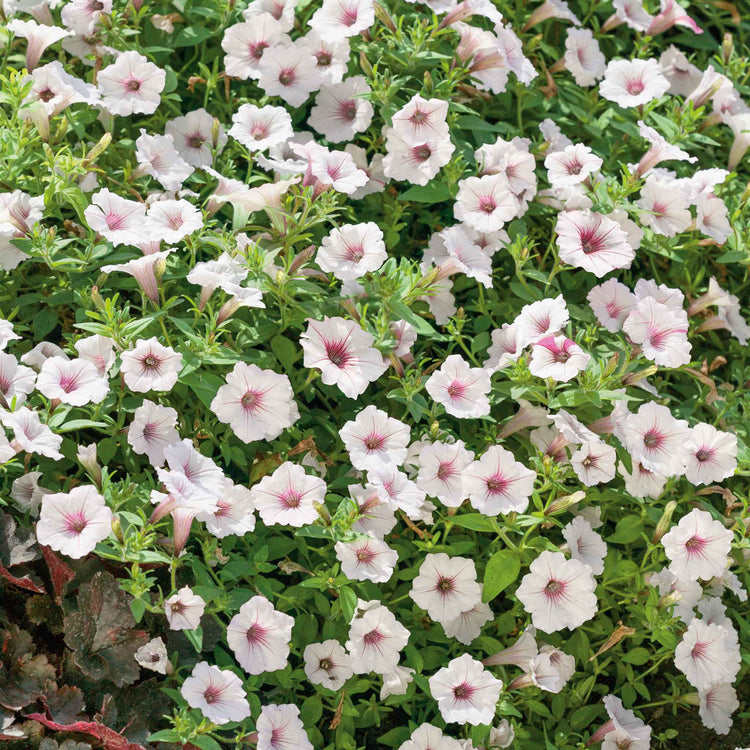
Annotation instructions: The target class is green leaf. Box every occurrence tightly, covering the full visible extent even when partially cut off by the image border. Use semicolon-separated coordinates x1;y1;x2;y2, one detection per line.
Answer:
621;647;651;665
450;514;495;532
300;695;323;725
190;736;223;750
173;26;213;46
398;182;452;203
183;626;203;653
338;586;357;622
271;334;298;372
607;515;644;544
482;550;521;602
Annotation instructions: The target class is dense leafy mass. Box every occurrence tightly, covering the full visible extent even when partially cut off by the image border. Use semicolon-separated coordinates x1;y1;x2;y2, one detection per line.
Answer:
0;0;748;748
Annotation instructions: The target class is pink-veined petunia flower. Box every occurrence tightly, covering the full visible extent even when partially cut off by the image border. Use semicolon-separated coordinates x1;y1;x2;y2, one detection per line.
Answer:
7;19;72;72
1;407;63;460
196;479;256;538
599;58;670;108
120;337;183;393
228;103;294;152
563;28;606;86
127;400;180;468
570;441;617;486
562;516;607;575
84;188;148;247
555;209;635;277
303;639;354;690
165;108;228;167
390;94;450;144
101;249;175;305
308;0;375;41
97;50;166;116
180;662;251;725
339;404;410;471
316;222;387;281
683;423;737;485
222;17;290;81
227;595;294;674
416;439;475;508
210;362;299;443
624;296;691;367
674;619;741;691
587;279;636;332
528;335;591;382
398;723;465;750
308;76;374;143
300;316;388;399
134;131;194;193
441;593;493;646
165;586;206;630
454;173;518;232
514;295;569;347
428;653;503;726
36;485;113;558
620;401;690;477
147;199;203;244
0;352;36;406
515;550;598;632
698;682;739;736
382;128;455;186
588;695;652;749
250;461;326;527
409;553;482;625
257;43;320;108
545;144;602;187
508;645;575;694
134;636;169;675
636;177;692;237
661;508;733;581
74;335;116;378
464;445;536;515
335;535;398;583
36;357;108;406
346;601;409;675
256;704;313;750
425;354;491;418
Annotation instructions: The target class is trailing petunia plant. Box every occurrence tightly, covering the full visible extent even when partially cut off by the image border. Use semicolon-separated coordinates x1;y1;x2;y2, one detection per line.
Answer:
0;0;748;748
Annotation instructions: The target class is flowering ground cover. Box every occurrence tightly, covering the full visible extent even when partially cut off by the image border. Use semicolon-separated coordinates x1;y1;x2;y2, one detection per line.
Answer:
0;0;748;748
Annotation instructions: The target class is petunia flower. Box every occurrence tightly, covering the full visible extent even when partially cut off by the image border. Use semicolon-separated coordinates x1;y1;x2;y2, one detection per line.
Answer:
454;174;518;232
697;682;739;736
300;316;388;398
84;189;148;247
661;508;733;581
250;462;326;527
210;362;299;444
514;295;569;347
229;103;294;152
222;17;290;81
303;640;354;690
74;335;116;378
545;144;602;187
120;338;182;393
528;335;591;382
165;108;227;167
587;279;636;332
588;696;652;749
335;535;398;583
398;724;465;750
683;423;737;485
2;406;63;460
127;399;180;467
425;354;491;418
441;595;493;646
555;209;635;277
101;249;174;305
134;131;194;193
636;177;692;237
464;445;536;515
165;586;206;630
97;50;166;116
257;43;320;108
410;553;482;624
308;76;374;143
346;601;409;675
36;485;113;558
7;19;72;71
297;31;351;86
316;222;387;281
516;550;598;632
416;440;474;507
428;653;503;726
620;402;690;477
256;704;313;750
308;0;375;41
147;199;203;244
180;662;250;725
227;595;294;674
674;619;741;691
134;637;169;675
599;58;670;108
562;516;607;574
562;28;605;86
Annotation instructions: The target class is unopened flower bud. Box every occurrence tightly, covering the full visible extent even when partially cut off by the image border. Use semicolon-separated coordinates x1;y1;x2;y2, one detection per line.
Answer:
314;501;331;525
658;589;684;610
722;33;733;64
288;244;315;275
545;491;585;516
84;132;112;166
359;51;373;77
77;443;102;488
373;2;396;32
652;500;677;543
153;256;168;280
211;117;222;150
681;691;701;706
90;285;106;312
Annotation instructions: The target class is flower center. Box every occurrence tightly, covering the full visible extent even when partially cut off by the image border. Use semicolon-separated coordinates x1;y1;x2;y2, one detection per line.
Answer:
278;69;295;86
642;430;661;449
685;535;705;554
188;134;204;149
478;196;497;214
446;380;466;399
626;79;645;95
281;490;302;509
362;628;385;646
316;51;332;66
126;79;141;92
325;340;351;368
319;657;333;671
364;433;385;450
486;474;507;494
436;576;454;594
143;354;159;369
436;462;454;481
412;144;432;162
452;682;475;700
241;391;260;410
203;685;222;704
695;448;713;463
